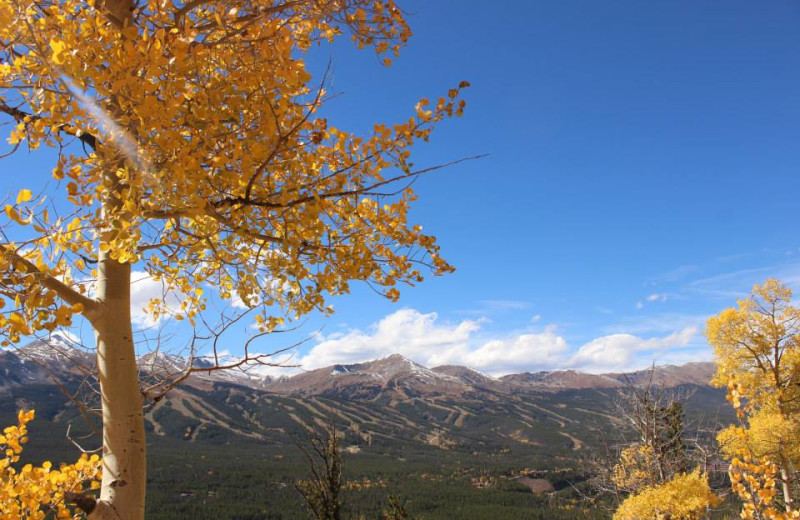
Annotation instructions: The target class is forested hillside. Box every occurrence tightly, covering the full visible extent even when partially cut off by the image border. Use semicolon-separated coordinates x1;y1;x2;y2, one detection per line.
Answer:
0;357;733;519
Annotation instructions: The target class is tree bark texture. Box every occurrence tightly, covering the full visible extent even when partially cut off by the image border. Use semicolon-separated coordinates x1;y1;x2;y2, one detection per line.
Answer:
88;252;146;520
103;0;134;26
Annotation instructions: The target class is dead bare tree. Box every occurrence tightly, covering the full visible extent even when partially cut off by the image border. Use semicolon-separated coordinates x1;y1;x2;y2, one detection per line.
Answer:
588;367;720;510
294;420;424;520
296;420;344;520
379;496;420;520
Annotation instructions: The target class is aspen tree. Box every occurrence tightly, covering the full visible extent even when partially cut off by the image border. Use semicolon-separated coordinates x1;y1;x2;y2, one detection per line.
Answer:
707;279;800;519
0;410;102;519
0;1;467;517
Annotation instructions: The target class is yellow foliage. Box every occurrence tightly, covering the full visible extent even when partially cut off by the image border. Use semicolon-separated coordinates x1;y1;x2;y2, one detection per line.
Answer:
1;3;465;515
706;278;800;417
0;410;102;519
728;453;800;520
612;444;659;492
613;470;719;520
717;407;800;466
0;0;465;341
707;279;800;519
15;189;32;204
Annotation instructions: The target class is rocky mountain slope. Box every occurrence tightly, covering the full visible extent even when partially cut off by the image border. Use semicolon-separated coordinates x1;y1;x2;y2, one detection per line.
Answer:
0;338;725;457
0;338;717;396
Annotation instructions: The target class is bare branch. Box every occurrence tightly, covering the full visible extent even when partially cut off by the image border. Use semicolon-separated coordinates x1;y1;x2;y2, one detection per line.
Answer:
0;99;98;150
0;243;100;320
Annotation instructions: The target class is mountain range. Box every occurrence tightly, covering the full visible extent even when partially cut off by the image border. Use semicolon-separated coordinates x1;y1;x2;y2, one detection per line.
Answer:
0;335;725;456
0;333;716;394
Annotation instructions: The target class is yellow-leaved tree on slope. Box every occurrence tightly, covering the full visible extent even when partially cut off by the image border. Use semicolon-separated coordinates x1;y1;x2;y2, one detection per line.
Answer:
613;469;718;520
0;0;468;517
707;278;800;520
608;384;719;520
0;410;101;519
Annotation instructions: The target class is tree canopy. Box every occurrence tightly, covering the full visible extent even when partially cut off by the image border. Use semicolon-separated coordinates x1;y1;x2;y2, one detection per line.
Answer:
0;1;467;517
0;0;465;344
0;410;101;519
707;278;800;519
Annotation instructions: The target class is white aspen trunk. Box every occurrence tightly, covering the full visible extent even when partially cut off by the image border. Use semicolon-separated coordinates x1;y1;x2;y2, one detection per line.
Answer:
88;251;146;520
779;457;794;513
775;409;795;513
103;0;134;27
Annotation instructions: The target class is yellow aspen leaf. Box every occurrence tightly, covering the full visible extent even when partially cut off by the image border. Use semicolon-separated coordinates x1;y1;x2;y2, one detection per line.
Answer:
0;410;101;519
8;313;30;335
5;205;28;225
49;39;67;65
16;189;32;204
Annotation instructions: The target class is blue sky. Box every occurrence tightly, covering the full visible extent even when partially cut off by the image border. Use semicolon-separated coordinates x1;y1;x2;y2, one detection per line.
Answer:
4;0;800;375
268;0;800;375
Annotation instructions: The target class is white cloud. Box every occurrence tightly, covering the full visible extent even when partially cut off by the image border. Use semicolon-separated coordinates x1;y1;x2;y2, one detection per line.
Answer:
129;271;185;327
568;327;698;373
85;270;182;327
294;309;703;376
52;328;83;344
298;309;480;370
195;348;302;379
461;326;568;374
635;294;667;310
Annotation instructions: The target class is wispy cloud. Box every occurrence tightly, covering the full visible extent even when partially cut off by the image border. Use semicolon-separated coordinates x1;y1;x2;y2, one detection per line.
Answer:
684;266;774;299
477;300;532;311
456;299;533;316
602;312;708;336
647;264;700;285
683;262;800;301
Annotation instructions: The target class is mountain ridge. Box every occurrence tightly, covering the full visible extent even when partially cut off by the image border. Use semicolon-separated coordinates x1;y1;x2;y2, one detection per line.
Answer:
0;338;716;396
0;337;730;460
